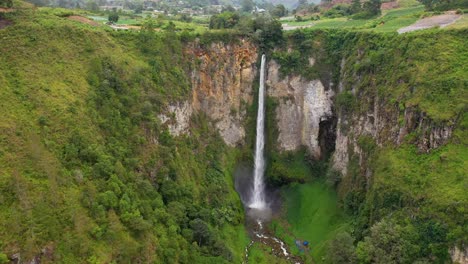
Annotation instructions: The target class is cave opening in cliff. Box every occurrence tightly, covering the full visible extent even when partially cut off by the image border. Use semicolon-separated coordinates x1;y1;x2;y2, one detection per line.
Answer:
318;116;337;160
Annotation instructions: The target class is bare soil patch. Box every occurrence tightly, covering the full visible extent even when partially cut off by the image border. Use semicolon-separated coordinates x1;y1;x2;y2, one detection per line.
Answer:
67;15;100;27
282;23;315;31
109;24;142;30
0;18;12;29
0;8;14;13
398;13;461;33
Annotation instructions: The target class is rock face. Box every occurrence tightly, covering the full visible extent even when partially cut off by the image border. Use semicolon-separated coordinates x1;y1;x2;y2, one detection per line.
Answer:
267;60;334;158
332;117;349;175
159;40;258;146
451;246;468;264
158;101;193;136
330;59;455;175
189;40;257;146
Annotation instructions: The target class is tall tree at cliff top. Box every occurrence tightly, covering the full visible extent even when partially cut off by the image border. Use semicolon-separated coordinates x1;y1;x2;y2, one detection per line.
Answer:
242;0;254;12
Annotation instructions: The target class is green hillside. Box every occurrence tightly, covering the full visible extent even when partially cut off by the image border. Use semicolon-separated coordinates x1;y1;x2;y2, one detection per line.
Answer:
0;1;467;264
0;6;249;263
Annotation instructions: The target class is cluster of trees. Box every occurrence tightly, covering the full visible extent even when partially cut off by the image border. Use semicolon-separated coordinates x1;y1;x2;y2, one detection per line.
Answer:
0;0;12;7
354;0;381;18
208;12;284;52
419;0;468;10
1;13;256;261
328;217;450;264
322;0;381;19
209;11;240;29
293;0;320;15
63;40;242;261
271;4;287;18
108;12;119;23
241;0;254;12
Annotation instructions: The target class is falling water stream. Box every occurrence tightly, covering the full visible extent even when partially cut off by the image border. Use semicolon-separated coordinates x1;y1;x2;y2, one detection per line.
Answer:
241;55;301;264
249;54;267;210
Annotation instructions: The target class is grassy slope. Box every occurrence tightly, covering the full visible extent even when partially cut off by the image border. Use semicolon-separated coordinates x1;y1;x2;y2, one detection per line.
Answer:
0;7;249;262
336;28;467;261
373;136;468;227
282;5;425;32
283;180;349;260
86;14;208;33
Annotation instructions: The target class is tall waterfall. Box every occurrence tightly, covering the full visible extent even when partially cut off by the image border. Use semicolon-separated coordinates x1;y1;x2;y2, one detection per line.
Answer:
249;54;267;210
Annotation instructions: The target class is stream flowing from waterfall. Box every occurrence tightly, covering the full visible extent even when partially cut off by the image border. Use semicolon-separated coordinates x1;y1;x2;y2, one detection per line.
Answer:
249;54;267;210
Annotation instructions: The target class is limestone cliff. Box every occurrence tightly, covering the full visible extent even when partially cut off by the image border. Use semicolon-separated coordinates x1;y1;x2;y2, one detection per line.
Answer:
265;54;454;179
267;60;335;159
159;40;258;146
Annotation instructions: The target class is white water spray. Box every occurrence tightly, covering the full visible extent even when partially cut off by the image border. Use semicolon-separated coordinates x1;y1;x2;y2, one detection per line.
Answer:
249;54;267;210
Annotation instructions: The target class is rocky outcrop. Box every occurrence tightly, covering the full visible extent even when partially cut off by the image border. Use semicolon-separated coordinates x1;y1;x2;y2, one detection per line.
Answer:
331;99;455;175
332;117;349;175
398;108;454;152
451;246;468;264
267;60;334;158
188;40;257;146
330;53;455;176
159;40;257;146
158;101;193;137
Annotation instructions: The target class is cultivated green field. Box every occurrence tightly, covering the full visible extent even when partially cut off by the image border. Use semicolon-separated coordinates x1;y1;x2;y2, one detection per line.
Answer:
282;5;426;32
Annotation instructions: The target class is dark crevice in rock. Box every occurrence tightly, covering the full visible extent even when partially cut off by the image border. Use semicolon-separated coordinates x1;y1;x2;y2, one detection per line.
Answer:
318;116;337;160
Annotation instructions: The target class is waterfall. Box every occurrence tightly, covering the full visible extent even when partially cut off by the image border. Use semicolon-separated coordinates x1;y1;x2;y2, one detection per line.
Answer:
242;55;297;264
249;54;267;210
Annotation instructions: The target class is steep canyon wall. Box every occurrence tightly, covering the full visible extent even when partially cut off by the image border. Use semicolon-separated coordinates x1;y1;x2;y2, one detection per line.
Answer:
159;40;258;146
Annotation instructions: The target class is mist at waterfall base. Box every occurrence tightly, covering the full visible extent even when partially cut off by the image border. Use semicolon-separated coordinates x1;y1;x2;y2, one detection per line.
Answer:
234;164;281;221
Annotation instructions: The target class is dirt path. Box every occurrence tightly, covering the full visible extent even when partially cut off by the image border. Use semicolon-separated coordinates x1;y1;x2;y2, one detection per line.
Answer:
67;16;100;27
0;7;14;13
109;24;141;30
398;13;461;33
282;23;315;31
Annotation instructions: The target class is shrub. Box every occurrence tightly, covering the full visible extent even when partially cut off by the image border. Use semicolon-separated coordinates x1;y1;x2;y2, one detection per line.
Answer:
209;12;240;29
323;4;352;18
336;91;355;112
0;253;8;264
108;13;119;23
357;135;376;154
327;232;358;264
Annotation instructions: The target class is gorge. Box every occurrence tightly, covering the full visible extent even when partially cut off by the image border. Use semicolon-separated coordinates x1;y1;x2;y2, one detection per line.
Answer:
0;8;466;264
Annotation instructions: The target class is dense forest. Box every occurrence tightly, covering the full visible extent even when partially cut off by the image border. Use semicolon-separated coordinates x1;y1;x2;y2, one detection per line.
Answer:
0;1;467;263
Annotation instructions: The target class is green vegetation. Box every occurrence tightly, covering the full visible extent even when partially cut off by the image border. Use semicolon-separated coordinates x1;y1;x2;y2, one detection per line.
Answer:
107;12;119;23
320;0;383;20
283;180;349;260
269;21;466;263
419;0;468;10
0;6;249;263
283;5;426;32
0;0;12;7
1;1;467;263
209;11;239;29
267;150;313;185
278;28;468;122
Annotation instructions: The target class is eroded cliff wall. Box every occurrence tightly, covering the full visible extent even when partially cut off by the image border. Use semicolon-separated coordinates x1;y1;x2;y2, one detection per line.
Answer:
159;40;258;146
266;59;334;159
263;31;465;263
